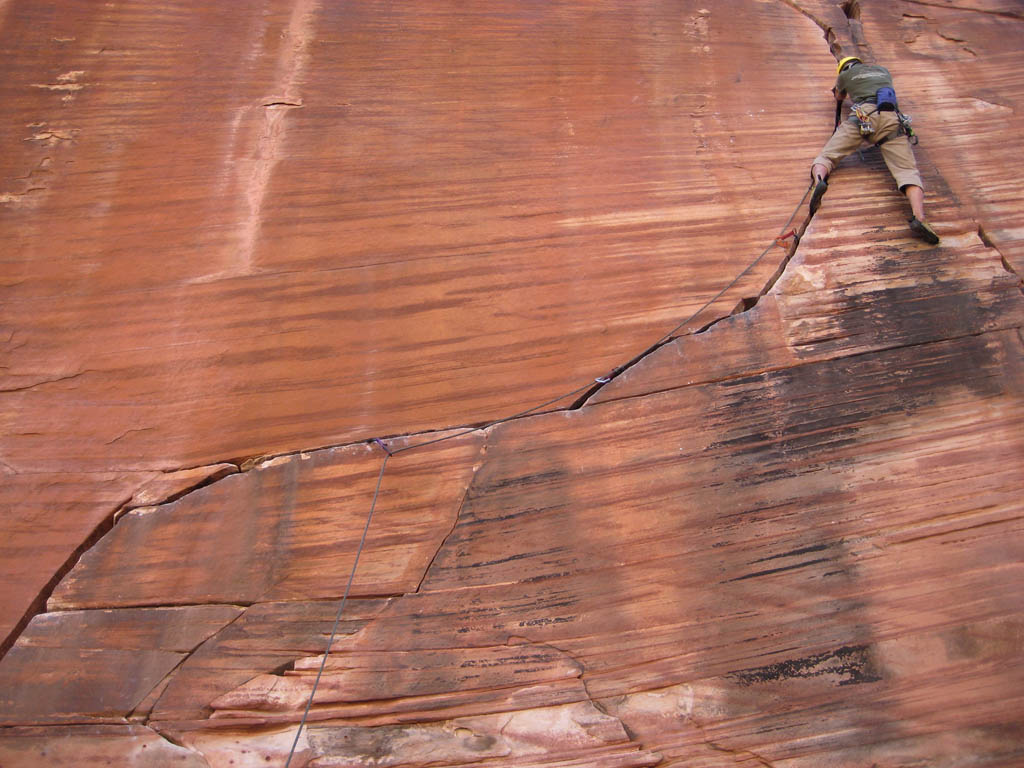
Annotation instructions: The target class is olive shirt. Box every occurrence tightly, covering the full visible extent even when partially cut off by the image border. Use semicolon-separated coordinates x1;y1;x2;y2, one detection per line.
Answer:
836;63;894;104
814;62;923;189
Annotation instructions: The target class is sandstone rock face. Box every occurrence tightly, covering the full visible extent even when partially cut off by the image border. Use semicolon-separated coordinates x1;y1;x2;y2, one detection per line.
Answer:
2;1;1023;766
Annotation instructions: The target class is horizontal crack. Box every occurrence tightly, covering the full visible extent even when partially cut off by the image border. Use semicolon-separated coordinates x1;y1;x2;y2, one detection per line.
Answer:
53;591;414;613
105;427;156;447
707;741;777;768
0;370;89;393
901;0;1023;21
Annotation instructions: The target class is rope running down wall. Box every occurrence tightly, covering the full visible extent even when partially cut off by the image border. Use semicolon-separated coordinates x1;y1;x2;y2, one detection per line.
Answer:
283;180;816;766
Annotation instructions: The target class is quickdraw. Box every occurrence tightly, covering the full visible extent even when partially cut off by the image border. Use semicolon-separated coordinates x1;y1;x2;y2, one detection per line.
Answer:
897;111;918;145
775;229;798;248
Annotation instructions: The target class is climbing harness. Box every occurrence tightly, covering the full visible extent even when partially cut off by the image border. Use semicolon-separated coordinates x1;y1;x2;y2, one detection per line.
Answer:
869;86;918;146
851;95;918;147
281;180;817;768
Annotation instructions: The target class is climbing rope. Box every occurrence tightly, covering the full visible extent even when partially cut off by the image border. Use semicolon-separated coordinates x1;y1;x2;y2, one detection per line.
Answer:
282;179;815;765
657;181;813;344
283;453;390;768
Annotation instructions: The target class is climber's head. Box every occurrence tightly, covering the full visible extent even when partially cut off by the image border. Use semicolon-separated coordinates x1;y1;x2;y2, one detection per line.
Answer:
837;56;862;75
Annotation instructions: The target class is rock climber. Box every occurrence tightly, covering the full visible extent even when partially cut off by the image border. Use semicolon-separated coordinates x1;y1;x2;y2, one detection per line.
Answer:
809;56;940;245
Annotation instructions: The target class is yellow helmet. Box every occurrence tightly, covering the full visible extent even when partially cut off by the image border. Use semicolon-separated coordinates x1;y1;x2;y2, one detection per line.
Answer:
837;56;862;75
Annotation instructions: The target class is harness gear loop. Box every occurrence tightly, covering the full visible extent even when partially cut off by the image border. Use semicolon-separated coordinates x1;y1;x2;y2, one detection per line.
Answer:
853;103;875;137
898;111;918;145
874;110;918;147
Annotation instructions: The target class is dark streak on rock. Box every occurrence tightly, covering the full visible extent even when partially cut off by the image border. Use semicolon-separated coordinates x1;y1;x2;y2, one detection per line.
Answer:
458;505;556;527
475;470;565;494
518;615;576;628
469;546;565;569
751;542;832;564
730;643;882;687
725;557;832;583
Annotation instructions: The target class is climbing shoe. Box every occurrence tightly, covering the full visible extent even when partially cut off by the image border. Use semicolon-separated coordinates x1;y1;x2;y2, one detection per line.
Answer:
909;217;940;245
809;178;828;215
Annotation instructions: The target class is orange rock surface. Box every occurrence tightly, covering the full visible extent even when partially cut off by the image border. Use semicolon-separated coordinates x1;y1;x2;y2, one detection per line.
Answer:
2;0;1023;766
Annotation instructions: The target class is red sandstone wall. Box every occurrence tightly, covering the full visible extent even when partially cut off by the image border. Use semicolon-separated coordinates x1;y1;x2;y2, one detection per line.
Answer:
1;1;1022;766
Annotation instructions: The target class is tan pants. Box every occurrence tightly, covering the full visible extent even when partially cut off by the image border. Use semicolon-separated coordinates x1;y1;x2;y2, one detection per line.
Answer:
813;109;924;191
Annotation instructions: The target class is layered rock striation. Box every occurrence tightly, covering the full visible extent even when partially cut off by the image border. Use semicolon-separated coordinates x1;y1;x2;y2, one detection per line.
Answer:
2;1;1023;766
